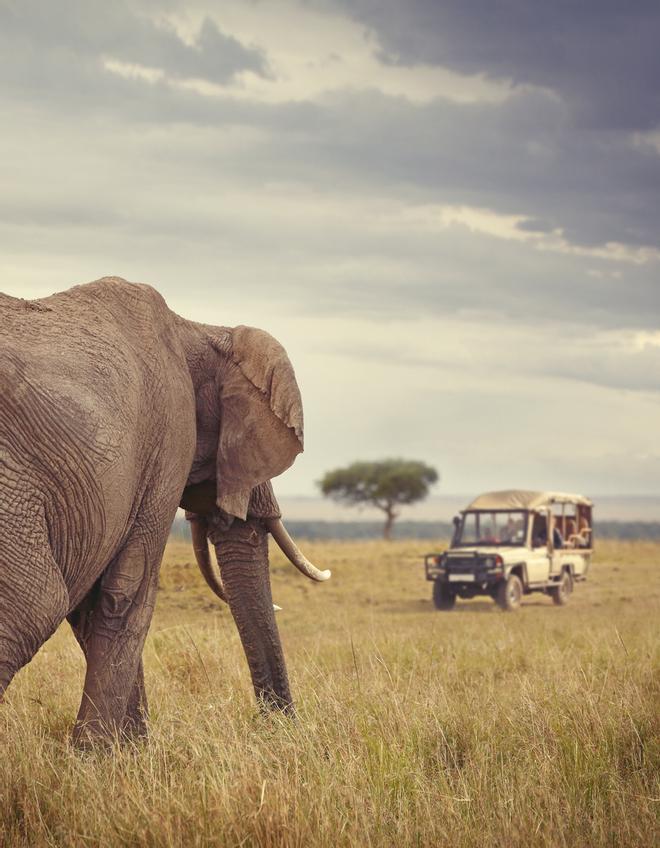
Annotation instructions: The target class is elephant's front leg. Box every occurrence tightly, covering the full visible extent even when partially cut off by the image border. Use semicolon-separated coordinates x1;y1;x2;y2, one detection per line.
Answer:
72;532;161;746
122;659;148;738
211;518;293;712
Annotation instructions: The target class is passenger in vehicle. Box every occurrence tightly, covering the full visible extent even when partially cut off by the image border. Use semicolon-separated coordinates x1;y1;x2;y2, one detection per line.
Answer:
548;515;564;548
565;517;578;547
481;525;498;543
533;517;563;548
501;516;518;542
577;514;592;547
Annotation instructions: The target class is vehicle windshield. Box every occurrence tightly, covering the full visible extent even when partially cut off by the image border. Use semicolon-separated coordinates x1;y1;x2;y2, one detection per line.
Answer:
455;510;527;547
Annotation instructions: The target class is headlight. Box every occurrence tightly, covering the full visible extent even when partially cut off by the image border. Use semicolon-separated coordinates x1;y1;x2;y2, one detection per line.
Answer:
484;557;494;568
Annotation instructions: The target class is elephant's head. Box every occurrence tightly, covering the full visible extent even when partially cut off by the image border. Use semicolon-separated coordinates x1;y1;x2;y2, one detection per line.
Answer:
177;320;330;711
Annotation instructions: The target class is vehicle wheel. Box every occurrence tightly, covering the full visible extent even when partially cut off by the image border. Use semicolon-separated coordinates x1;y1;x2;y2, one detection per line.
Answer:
433;581;456;611
550;570;573;606
496;573;523;611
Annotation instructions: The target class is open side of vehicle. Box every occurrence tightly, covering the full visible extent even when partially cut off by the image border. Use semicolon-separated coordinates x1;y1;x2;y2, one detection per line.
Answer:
425;490;593;612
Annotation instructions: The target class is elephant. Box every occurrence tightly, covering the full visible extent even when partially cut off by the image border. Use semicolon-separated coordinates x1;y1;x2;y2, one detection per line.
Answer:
0;276;330;745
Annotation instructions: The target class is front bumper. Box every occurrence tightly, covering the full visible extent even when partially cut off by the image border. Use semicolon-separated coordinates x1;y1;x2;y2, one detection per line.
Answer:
425;553;504;586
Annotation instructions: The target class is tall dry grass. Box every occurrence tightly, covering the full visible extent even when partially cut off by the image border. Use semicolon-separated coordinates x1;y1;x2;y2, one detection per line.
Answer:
1;539;658;846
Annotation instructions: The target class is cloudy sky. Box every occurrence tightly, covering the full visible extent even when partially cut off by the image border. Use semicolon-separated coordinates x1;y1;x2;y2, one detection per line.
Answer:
2;0;659;498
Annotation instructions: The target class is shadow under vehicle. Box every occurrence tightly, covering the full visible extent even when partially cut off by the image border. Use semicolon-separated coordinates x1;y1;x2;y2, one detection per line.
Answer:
424;490;593;611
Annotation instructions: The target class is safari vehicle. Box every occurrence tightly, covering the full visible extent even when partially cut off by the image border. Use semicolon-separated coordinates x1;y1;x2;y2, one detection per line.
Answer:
424;490;593;611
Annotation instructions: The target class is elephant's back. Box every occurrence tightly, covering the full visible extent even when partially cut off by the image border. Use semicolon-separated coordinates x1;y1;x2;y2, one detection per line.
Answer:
2;280;161;452
3;277;189;423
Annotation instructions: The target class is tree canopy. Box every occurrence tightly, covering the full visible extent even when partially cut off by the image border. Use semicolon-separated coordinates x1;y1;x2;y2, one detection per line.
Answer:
319;458;439;539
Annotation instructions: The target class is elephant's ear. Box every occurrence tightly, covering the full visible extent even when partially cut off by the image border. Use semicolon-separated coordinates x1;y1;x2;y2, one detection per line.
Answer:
211;326;303;520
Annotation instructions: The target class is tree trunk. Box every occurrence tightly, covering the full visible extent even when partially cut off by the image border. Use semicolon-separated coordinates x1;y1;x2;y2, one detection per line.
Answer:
383;506;396;540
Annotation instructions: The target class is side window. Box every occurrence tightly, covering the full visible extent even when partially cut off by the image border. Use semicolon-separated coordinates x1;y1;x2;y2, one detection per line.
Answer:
531;514;548;548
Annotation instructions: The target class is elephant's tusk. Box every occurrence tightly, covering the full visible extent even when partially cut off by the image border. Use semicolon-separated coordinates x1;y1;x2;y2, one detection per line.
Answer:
189;514;228;603
265;518;331;582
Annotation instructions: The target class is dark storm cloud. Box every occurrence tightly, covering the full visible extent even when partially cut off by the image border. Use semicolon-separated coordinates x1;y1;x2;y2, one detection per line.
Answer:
1;0;658;253
266;89;660;250
0;0;658;335
294;225;660;332
0;0;267;85
324;0;660;130
3;42;657;256
147;83;660;252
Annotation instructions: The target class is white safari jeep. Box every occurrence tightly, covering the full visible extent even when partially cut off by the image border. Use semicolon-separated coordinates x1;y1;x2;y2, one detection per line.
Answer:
425;490;593;611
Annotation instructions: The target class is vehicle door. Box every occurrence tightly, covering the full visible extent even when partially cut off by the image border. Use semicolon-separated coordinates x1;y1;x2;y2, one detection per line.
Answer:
526;510;551;583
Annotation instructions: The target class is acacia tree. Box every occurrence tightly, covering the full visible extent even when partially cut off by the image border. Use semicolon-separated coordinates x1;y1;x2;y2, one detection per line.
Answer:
319;458;439;540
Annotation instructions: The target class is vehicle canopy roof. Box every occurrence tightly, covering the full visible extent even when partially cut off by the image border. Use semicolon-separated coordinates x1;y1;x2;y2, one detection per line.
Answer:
464;489;593;511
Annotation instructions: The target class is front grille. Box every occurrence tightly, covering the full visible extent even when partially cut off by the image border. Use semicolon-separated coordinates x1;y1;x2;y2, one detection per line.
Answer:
446;555;483;571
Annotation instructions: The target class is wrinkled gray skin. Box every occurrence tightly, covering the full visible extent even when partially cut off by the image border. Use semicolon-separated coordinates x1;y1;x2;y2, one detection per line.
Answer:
0;277;311;744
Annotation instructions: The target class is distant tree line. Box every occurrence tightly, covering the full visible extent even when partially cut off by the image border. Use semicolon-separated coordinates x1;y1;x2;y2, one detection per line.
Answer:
170;515;660;543
595;522;660;540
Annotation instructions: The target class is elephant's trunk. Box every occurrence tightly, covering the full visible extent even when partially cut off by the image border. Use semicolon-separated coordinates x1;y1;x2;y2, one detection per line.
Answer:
212;518;293;712
265;518;331;582
189;514;228;603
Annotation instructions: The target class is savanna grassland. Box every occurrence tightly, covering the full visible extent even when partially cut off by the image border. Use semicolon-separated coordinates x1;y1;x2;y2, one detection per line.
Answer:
1;538;658;847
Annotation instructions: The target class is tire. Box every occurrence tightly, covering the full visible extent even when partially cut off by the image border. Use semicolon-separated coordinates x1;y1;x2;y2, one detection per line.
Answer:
433;580;456;611
550;570;573;606
496;573;523;611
